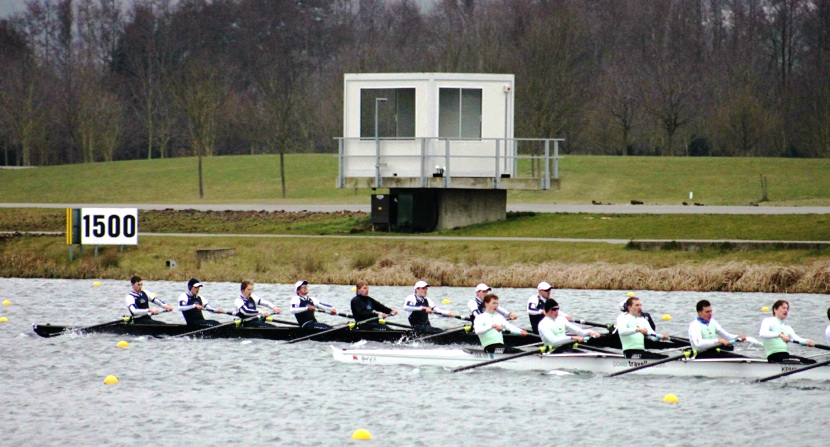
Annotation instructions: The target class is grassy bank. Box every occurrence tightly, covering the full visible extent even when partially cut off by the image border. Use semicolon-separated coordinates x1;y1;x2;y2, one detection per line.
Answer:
1;234;828;293
1;208;829;293
2;154;830;205
3;155;829;292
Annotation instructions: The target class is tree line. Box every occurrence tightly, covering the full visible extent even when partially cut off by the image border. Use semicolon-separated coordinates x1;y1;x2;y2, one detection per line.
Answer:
1;0;829;170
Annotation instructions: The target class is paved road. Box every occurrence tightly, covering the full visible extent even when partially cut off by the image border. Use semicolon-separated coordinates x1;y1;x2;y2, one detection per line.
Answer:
3;202;830;214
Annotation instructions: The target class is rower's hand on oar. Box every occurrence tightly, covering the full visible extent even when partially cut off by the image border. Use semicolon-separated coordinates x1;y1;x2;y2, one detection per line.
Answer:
508;313;518;320
271;306;281;314
519;329;528;337
328;308;337;315
779;332;791;343
795;338;816;347
390;309;399;316
492;323;504;332
586;330;601;339
162;304;174;311
423;307;433;314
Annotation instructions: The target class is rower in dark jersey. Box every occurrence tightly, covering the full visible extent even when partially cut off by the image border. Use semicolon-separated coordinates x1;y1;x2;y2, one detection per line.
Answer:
350;281;398;331
177;278;225;328
467;283;517;324
289;280;337;330
234;280;281;328
126;275;172;324
403;280;455;335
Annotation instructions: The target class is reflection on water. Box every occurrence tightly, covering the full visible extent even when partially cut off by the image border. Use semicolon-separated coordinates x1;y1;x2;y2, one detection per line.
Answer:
1;278;829;447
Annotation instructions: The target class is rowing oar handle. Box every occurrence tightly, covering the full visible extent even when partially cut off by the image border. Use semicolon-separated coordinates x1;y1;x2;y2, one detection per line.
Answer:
794;340;830;351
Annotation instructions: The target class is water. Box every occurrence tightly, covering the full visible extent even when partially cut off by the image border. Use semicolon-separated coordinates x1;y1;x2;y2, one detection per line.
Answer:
1;278;829;446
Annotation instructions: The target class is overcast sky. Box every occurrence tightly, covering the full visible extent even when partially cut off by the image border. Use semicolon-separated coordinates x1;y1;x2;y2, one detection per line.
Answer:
1;0;26;19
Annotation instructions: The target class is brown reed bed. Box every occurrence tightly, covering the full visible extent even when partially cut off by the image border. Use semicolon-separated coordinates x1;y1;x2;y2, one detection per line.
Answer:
2;234;828;294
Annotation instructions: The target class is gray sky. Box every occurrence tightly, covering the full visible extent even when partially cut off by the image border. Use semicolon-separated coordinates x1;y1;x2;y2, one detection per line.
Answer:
0;0;26;19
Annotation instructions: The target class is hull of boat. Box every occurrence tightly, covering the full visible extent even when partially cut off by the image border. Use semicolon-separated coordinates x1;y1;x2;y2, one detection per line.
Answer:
331;347;830;380
31;322;686;349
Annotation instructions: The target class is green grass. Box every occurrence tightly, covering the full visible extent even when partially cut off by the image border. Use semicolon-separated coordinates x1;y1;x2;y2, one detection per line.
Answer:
2;154;830;205
3;209;829;241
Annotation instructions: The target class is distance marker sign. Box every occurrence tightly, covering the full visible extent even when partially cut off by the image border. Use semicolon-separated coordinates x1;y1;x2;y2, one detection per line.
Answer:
78;208;139;245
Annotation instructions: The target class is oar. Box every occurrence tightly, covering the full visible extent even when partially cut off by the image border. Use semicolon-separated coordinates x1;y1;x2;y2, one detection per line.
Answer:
451;345;554;373
263;316;299;326
285;316;380;344
408;324;472;343
319;308;408;328
434;311;472;322
42;316;134;338
572;319;615;332
174;315;260;338
794;340;830;351
607;343;728;378
754;357;830;383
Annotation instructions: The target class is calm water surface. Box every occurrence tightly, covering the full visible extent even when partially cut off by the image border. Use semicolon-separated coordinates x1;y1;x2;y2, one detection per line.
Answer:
1;278;828;447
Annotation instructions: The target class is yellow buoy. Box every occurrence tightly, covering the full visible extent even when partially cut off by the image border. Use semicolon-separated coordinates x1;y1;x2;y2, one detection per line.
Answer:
93;281;101;287
662;314;672;321
351;286;357;292
663;393;679;404
0;317;8;323
627;292;635;297
104;375;119;385
442;299;451;305
117;341;129;349
761;306;770;312
352;429;372;441
2;300;10;306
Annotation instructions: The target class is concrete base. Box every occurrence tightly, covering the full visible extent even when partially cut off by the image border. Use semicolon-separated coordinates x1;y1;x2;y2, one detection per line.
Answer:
390;188;506;231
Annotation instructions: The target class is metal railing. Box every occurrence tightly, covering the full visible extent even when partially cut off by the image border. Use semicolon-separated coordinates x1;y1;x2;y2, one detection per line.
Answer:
335;137;563;190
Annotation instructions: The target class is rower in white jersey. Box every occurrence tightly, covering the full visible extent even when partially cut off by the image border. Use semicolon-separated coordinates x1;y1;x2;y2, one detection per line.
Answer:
687;299;746;358
758;299;816;364
126;275;173;324
527;281;570;334
404;281;456;335
177;278;225;328
616;295;670;359
467;283;517;323
474;293;528;353
234;280;281;328
289;280;337;330
826;307;830;345
538;299;600;352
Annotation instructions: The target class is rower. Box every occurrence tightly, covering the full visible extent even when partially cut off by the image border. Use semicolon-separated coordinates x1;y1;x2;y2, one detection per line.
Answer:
758;299;816;364
474;293;527;353
403;280;455;335
618;293;656;330
825;307;830;345
527;281;569;333
350;281;398;331
126;275;173;324
235;280;281;328
290;280;337;331
688;299;746;358
467;283;517;324
538;299;600;353
617;296;669;359
177;278;225;328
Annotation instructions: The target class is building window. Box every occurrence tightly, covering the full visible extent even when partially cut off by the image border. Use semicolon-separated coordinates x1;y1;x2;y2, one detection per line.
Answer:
439;88;481;139
360;88;415;138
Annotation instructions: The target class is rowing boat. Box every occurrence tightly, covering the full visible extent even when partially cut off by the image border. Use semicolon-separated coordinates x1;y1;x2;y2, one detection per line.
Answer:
331;346;830;381
31;321;686;349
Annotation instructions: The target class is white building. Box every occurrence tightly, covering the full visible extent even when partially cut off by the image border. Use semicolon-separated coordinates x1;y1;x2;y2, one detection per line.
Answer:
336;73;561;231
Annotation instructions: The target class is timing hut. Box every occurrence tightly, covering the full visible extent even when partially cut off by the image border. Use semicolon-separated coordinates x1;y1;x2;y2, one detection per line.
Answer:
336;73;561;231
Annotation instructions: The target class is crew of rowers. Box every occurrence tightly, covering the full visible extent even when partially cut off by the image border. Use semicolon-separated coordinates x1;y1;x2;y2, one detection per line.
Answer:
128;275;829;365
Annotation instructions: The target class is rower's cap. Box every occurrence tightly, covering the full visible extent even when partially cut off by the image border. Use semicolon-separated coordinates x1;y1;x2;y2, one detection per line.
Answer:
475;283;491;292
537;281;553;291
544;299;560;312
187;278;203;289
294;280;308;291
414;280;430;289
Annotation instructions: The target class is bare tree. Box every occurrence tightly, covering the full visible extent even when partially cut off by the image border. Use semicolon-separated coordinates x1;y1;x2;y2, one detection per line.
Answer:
171;58;226;198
